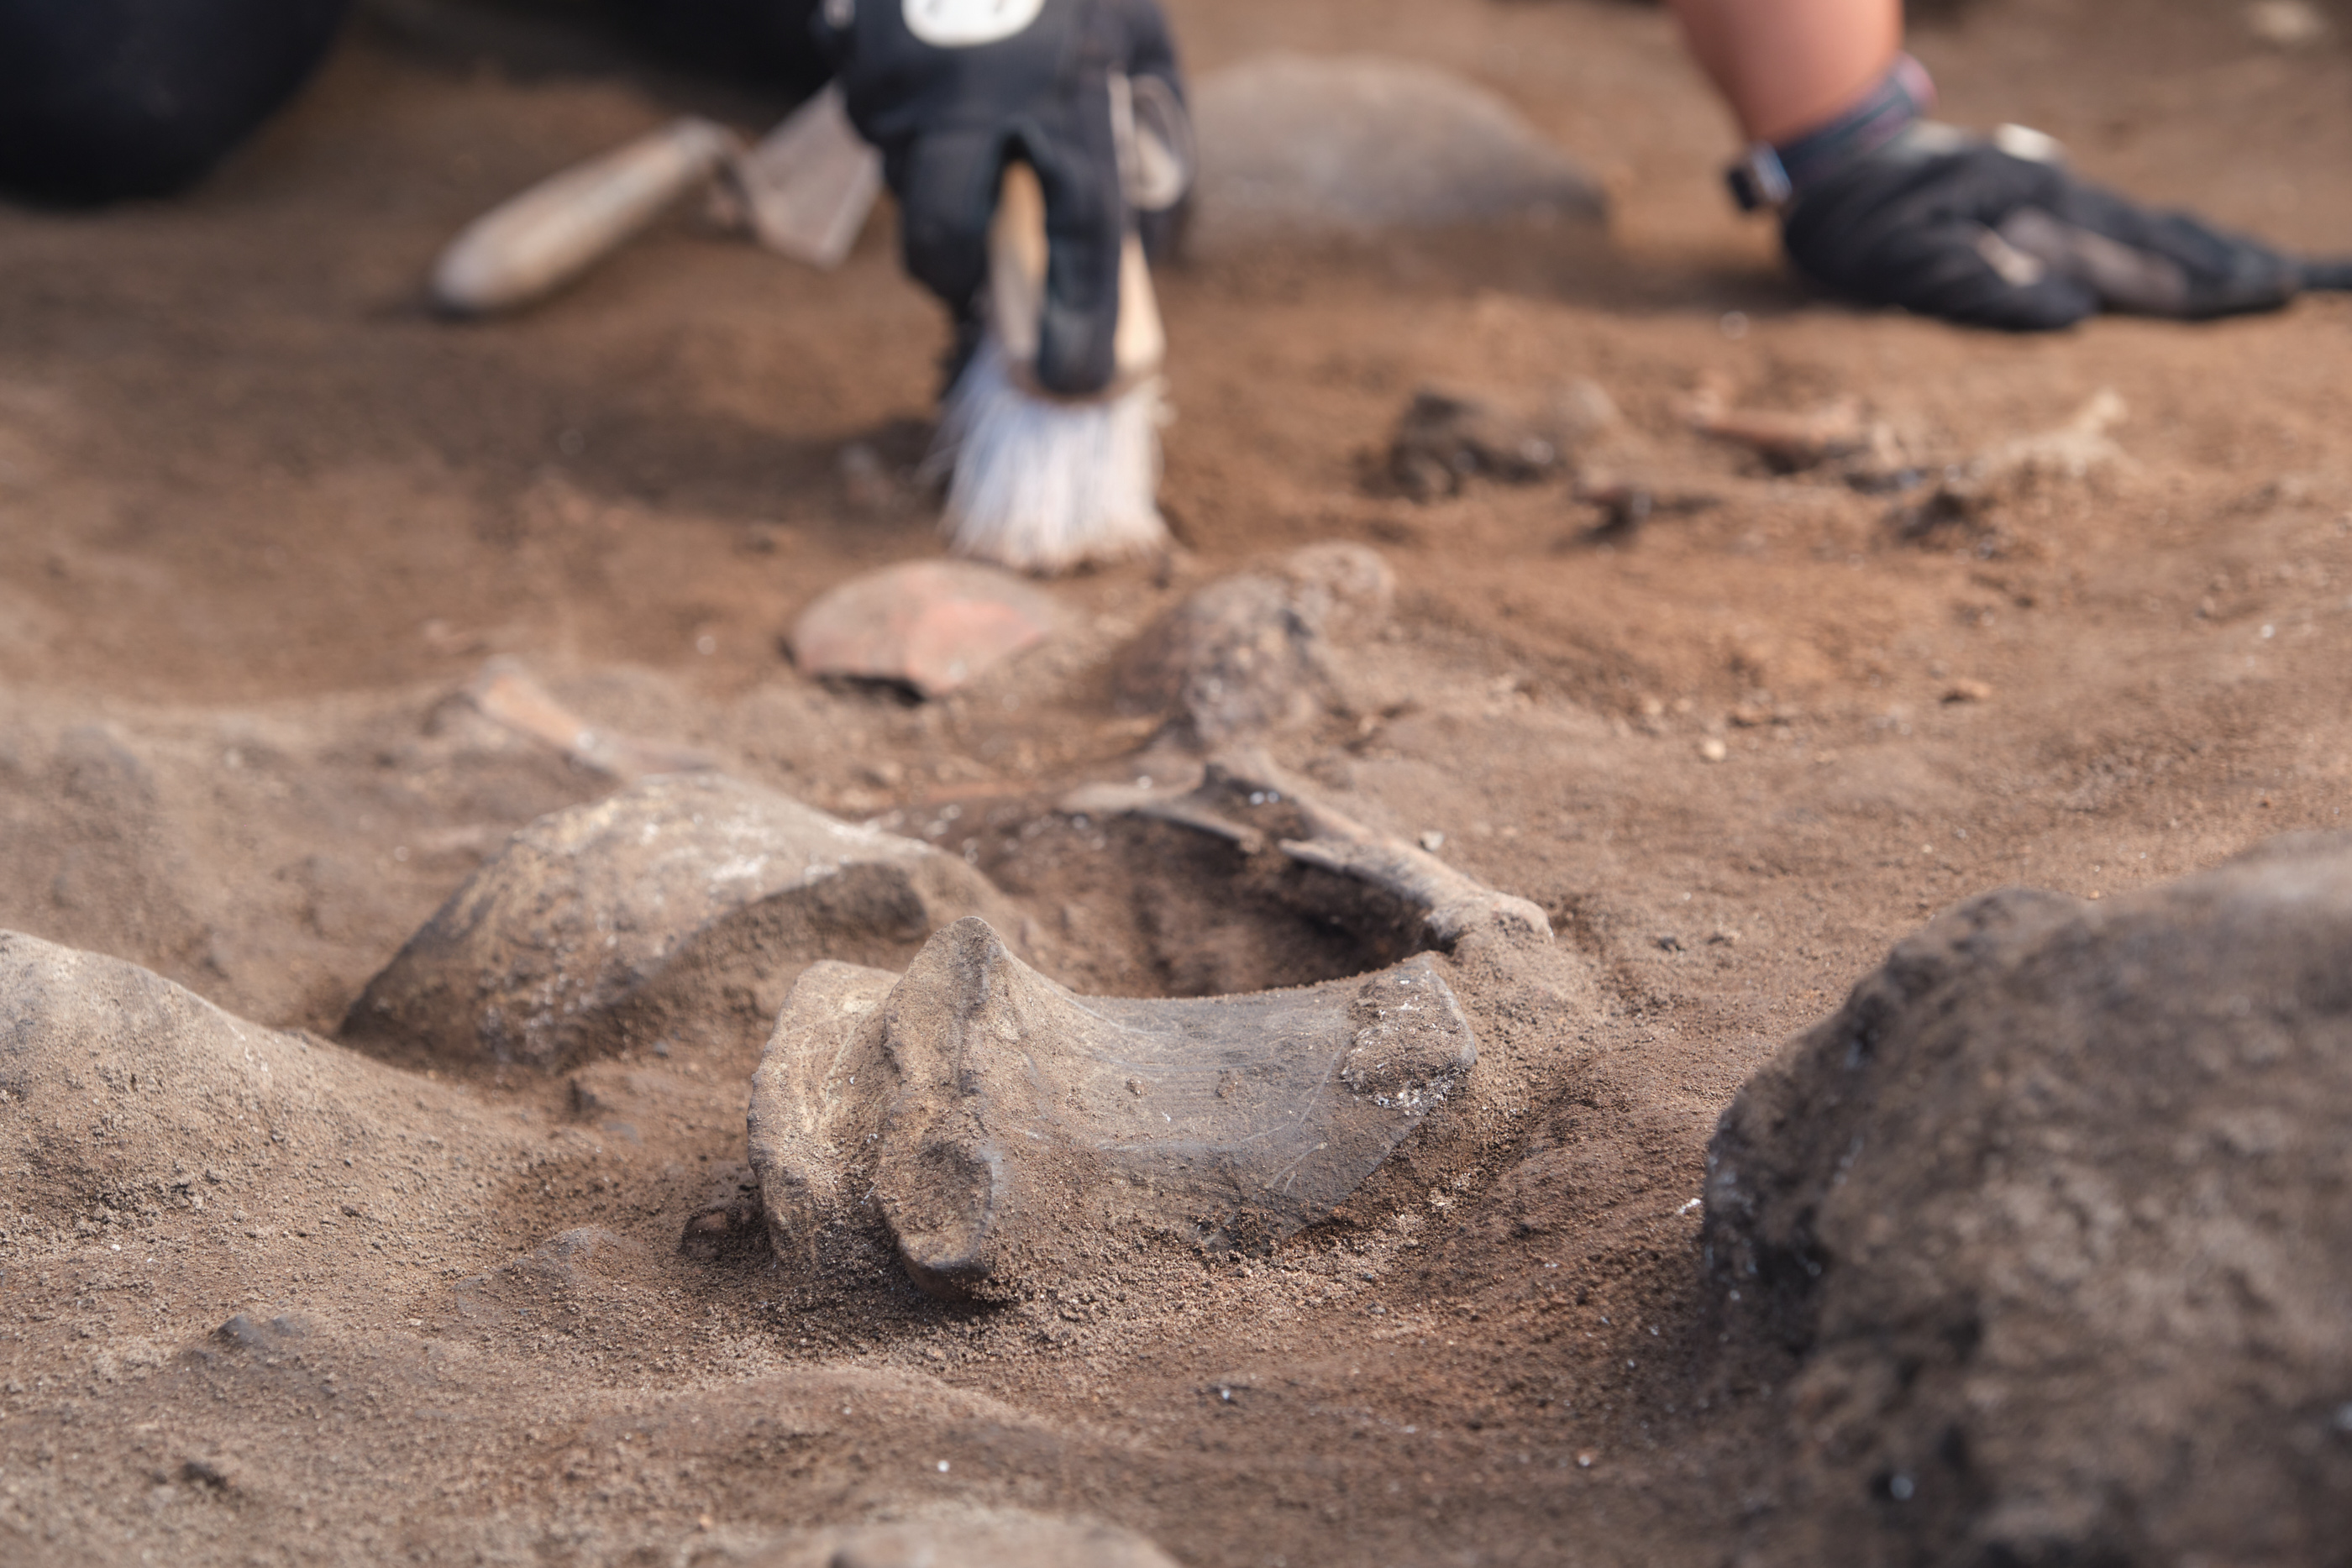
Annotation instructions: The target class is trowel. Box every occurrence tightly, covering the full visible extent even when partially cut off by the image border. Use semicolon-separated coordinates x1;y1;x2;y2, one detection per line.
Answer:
429;81;884;317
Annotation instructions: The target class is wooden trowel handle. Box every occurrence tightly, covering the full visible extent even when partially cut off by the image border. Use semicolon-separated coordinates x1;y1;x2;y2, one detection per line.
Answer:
432;118;738;317
986;162;1164;394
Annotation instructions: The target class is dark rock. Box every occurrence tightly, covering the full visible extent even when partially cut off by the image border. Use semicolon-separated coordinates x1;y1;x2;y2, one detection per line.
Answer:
1114;543;1394;747
210;1313;312;1361
1705;834;2352;1567
344;774;1016;1072
1388;387;1564;501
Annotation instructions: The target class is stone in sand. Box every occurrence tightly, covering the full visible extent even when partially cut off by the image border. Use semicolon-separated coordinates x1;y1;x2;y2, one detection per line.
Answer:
1388;387;1567;501
344;773;1012;1072
751;1508;1180;1568
1114;543;1394;747
790;560;1059;698
0;931;354;1213
1067;750;1552;950
1707;833;2352;1568
751;918;1475;1301
1189;54;1605;254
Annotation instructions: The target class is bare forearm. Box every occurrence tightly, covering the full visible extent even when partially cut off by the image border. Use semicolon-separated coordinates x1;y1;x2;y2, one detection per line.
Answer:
1664;0;1903;144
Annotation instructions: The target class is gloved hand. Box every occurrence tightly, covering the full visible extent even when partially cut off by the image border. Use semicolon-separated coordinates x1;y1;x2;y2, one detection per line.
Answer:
1782;125;2343;331
816;0;1191;396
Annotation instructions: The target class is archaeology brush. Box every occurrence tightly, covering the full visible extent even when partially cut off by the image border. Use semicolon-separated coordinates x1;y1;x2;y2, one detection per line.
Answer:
933;161;1172;575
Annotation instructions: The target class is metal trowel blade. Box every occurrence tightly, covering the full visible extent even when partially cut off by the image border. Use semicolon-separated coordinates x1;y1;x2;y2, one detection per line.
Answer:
727;82;885;270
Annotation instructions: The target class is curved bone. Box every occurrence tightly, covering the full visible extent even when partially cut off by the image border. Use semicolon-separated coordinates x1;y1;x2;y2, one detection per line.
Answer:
1067;749;1551;950
749;917;1478;1301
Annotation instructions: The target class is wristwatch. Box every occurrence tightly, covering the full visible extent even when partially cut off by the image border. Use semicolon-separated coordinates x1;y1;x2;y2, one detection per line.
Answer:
1725;143;1793;213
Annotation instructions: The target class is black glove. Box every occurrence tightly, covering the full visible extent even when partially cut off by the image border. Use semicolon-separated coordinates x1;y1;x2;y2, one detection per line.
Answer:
816;0;1188;396
1782;127;2339;331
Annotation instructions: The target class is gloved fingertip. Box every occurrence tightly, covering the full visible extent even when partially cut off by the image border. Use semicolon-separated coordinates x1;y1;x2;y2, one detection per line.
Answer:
1968;278;2099;333
1033;311;1120;398
2301;259;2352;292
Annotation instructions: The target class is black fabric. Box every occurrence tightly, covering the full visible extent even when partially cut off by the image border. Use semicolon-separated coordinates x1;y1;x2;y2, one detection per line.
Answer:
817;0;1183;396
1783;139;2309;330
2305;260;2352;292
0;0;352;206
606;0;831;97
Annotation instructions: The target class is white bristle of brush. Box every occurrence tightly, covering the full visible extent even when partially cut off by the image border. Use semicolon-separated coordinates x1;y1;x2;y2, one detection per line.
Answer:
936;337;1168;574
938;161;1172;575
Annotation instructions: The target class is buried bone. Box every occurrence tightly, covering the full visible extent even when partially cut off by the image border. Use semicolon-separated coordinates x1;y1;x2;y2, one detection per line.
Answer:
750;917;1476;1300
1067;750;1552;950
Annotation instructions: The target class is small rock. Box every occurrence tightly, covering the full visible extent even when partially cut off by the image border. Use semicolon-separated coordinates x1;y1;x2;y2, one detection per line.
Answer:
1388;388;1564;501
2247;0;2329;47
1190;54;1605;253
1942;679;1994;705
1572;475;1722;541
1115;542;1395;747
453;1229;640;1328
179;1456;239;1492
789;561;1059;698
750;1507;1182;1568
1698;737;1730;763
837;443;900;515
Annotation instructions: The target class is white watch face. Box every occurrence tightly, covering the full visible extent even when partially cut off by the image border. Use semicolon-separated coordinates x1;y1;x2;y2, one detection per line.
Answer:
903;0;1044;46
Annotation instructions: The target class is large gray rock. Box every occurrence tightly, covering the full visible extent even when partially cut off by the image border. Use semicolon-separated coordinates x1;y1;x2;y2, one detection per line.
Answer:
1704;835;2352;1568
1190;54;1605;253
344;774;1014;1072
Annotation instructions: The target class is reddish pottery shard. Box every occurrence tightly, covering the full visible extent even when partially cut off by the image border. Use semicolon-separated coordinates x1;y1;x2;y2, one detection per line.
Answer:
789;560;1058;697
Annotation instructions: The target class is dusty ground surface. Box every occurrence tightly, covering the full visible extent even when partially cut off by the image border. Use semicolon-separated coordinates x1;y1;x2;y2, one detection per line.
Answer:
3;0;2350;1562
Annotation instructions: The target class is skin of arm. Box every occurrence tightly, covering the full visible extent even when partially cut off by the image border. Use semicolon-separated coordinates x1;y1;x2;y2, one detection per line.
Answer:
1663;0;1904;144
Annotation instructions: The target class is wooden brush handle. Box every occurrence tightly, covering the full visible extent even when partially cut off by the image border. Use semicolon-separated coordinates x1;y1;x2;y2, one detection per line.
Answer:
986;162;1163;395
432;118;739;317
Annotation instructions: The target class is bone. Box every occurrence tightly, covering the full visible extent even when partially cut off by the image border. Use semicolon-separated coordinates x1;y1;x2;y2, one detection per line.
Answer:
1677;383;1872;471
750;917;1478;1301
745;960;899;1265
1067;750;1552;950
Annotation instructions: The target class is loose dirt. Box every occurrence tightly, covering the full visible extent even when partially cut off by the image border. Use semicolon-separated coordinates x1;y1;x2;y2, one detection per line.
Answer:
3;0;2349;1562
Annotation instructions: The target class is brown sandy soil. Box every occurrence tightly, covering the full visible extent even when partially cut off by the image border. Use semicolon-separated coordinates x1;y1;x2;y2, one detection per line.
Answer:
3;0;2350;1562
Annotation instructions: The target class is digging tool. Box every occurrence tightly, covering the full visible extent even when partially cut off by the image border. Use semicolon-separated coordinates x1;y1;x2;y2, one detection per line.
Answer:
429;83;885;317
